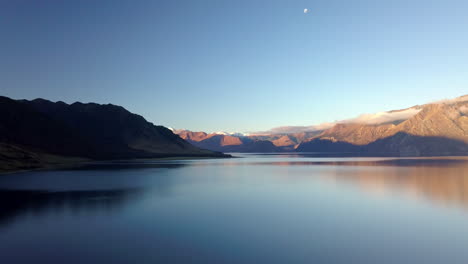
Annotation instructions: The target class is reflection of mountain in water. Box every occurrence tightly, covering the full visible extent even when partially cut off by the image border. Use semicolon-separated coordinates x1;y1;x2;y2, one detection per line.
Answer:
0;189;143;227
0;162;190;227
322;159;468;210
248;158;468;210
67;161;189;171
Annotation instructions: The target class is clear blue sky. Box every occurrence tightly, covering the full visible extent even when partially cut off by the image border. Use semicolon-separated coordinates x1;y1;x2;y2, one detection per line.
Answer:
1;0;467;132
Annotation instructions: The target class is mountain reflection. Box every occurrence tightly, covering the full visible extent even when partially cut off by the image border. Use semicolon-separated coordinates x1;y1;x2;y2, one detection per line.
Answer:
250;158;468;168
249;158;468;210
0;162;189;228
322;159;468;209
63;161;188;171
0;188;143;227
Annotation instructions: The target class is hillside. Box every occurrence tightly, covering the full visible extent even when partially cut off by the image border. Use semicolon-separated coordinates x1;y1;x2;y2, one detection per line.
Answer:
0;96;227;172
176;95;468;156
297;95;468;156
176;131;279;152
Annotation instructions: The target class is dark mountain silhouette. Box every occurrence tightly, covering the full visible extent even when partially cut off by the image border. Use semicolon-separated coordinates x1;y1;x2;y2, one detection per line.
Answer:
0;96;227;172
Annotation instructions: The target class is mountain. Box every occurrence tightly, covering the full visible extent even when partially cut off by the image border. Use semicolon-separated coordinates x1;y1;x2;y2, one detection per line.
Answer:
248;131;322;149
175;129;323;152
0;96;227;172
177;95;468;156
176;130;279;152
176;130;209;142
297;95;468;156
272;135;297;147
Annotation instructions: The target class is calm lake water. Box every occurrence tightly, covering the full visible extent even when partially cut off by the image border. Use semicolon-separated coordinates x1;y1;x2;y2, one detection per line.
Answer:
1;154;468;264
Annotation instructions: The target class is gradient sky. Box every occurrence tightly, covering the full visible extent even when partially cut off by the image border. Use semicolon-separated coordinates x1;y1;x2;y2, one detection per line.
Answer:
1;0;467;132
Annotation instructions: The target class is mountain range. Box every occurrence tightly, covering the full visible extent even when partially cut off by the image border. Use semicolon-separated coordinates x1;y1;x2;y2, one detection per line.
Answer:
176;95;468;156
0;96;227;172
2;94;467;172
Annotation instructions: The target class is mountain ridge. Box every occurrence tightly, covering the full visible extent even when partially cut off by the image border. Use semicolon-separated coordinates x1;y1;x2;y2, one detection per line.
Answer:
0;96;228;172
176;94;468;156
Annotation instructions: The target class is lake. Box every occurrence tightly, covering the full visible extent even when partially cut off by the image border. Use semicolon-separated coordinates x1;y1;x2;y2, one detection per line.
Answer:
1;154;468;264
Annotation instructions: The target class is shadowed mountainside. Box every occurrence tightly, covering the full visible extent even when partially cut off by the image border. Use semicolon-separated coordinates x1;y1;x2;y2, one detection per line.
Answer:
0;96;227;172
296;132;468;156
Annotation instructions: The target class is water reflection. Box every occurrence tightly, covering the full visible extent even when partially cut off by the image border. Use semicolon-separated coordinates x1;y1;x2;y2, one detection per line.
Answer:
59;161;188;171
236;157;468;210
0;188;143;227
2;156;468;263
248;157;468;167
0;162;190;228
320;159;468;209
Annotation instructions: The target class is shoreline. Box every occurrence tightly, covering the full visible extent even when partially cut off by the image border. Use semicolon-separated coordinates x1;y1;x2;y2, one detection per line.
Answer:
4;153;467;175
0;154;233;175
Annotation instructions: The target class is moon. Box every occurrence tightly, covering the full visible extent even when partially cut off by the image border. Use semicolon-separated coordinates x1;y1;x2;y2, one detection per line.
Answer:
304;8;309;14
